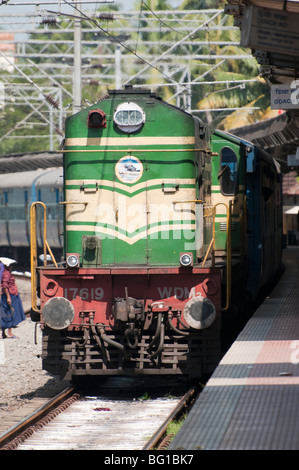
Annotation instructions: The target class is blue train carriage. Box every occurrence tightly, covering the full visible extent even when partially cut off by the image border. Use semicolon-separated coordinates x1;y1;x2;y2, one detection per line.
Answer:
244;140;283;299
0;168;63;250
210;128;282;309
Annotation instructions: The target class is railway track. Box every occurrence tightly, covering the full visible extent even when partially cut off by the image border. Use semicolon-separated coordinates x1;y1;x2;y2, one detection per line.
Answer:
0;379;198;451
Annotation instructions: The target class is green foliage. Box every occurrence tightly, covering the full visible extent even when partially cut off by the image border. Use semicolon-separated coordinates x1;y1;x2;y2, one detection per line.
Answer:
164;414;187;445
0;104;51;155
0;0;271;155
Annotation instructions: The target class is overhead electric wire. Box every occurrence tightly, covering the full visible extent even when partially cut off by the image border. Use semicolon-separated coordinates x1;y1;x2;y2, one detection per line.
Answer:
60;0;184;87
53;2;222;89
141;0;186;36
124;9;223;86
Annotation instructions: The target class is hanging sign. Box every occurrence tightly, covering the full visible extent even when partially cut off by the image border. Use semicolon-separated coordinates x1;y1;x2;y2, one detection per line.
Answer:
271;82;299;110
241;6;299;56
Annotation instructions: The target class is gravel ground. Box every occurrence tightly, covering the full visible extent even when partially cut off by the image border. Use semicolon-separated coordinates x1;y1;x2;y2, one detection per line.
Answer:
0;275;67;425
0;317;66;423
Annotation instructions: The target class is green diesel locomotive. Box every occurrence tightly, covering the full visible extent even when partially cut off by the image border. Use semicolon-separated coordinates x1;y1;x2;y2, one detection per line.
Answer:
30;87;282;380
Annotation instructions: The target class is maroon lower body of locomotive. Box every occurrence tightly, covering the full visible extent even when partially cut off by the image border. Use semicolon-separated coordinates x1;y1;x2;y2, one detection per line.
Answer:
39;265;221;380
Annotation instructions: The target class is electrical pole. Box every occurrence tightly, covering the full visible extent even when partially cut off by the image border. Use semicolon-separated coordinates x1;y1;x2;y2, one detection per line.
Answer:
115;46;122;89
73;1;82;113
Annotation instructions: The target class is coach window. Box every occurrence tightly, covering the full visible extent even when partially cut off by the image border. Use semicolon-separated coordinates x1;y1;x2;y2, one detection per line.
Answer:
219;147;238;196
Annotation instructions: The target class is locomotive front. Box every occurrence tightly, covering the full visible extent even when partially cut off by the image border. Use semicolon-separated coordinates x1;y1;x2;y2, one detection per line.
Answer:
33;88;222;380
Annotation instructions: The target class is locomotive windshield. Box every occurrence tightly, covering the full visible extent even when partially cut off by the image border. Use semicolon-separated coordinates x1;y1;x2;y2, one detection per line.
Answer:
219;147;238;195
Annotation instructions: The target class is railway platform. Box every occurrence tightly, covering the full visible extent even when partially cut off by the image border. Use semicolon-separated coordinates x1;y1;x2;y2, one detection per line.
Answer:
170;247;299;450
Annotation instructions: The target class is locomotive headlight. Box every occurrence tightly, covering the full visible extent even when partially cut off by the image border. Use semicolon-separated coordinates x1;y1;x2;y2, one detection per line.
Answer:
180;253;193;267
66;253;79;268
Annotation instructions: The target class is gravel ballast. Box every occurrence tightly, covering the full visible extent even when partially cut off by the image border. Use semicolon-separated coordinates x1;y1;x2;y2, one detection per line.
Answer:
0;317;65;423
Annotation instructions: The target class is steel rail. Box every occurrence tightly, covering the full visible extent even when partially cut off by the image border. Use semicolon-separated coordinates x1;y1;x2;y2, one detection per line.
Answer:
0;386;77;450
143;386;198;450
0;384;197;450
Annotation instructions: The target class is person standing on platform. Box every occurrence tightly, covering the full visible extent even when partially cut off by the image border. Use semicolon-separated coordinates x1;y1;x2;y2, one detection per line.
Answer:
0;258;25;339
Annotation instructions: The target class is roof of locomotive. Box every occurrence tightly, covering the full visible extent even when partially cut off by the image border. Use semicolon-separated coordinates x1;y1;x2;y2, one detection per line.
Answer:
108;86;159;98
213;128;281;172
85;86;197;119
65;87;204;143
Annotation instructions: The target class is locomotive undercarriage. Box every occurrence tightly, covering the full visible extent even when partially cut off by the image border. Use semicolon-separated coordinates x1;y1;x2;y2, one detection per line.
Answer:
37;264;222;380
41;319;221;380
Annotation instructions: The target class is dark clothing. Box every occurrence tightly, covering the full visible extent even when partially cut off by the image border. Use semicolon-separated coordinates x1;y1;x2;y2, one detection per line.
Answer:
1;293;25;329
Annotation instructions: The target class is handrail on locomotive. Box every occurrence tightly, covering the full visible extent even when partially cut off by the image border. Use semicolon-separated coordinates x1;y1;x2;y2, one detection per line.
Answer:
30;201;58;314
214;201;232;312
30;199;236;315
202;195;247;311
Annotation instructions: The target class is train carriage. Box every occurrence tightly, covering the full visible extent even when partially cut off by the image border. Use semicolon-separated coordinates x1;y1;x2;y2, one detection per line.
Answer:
0;167;63;252
210;129;282;303
29;88;282;381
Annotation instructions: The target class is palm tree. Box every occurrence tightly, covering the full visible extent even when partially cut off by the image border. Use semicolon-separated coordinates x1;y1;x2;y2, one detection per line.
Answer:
177;0;274;129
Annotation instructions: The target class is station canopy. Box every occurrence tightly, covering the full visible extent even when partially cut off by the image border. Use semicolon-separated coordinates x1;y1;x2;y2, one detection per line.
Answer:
225;0;299;167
